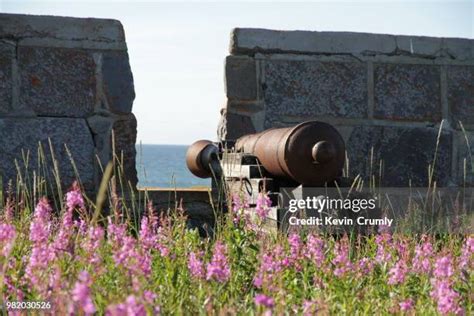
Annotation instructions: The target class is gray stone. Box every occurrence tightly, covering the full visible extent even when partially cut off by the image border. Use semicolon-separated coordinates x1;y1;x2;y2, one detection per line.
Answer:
0;118;95;190
231;28;397;56
0;42;14;115
112;114;138;187
456;131;474;186
443;38;473;60
230;28;474;60
87;114;114;166
263;60;367;126
447;66;474;126
102;51;135;114
217;108;256;140
18;46;96;117
0;13;125;44
347;125;452;186
395;35;442;57
374;63;441;121
225;56;257;100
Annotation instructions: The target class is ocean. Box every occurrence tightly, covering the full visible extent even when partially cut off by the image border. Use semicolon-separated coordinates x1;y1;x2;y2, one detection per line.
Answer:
136;144;210;188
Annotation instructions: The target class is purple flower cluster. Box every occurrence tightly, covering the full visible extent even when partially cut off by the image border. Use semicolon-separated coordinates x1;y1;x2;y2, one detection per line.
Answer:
206;241;231;282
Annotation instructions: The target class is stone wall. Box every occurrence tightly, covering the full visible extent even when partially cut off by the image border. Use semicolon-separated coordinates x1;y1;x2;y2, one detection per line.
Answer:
219;28;474;187
0;13;137;193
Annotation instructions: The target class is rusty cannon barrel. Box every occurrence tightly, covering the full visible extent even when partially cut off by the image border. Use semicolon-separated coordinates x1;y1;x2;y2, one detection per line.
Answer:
186;120;345;186
235;121;345;186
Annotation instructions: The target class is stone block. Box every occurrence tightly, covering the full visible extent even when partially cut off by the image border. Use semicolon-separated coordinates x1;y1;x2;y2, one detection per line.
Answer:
374;63;441;121
225;56;257;100
230;28;474;60
347;125;452;186
18;46;96;117
455;131;474;186
87;114;114;166
230;28;397;55
102;51;135;114
217;108;256;140
112;114;138;187
443;38;474;60
447;66;474;126
263;60;367;125
0;13;124;43
0;118;95;190
395;35;442;57
0;42;13;115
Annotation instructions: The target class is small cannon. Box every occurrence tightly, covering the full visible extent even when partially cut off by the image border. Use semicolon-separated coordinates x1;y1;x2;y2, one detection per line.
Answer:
186;120;351;230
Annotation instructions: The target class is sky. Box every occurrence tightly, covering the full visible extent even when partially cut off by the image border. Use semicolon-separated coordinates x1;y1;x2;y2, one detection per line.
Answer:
1;1;473;145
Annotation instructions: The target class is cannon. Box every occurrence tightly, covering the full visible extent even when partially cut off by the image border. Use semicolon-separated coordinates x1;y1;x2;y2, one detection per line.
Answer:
186;120;355;230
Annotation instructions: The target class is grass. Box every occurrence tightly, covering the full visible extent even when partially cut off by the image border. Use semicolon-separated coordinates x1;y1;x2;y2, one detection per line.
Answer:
0;131;472;315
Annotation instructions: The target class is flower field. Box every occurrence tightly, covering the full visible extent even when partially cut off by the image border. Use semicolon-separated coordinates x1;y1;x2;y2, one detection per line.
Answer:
0;182;473;315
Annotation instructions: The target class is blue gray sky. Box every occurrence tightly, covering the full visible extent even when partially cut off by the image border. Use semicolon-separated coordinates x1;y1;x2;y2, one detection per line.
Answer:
1;1;473;144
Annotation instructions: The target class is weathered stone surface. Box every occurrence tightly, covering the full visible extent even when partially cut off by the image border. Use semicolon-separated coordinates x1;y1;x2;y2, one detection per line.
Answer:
443;38;474;60
231;28;474;60
0;13;124;43
102;51;135;114
87;114;114;166
395;35;443;57
217;108;256;140
0;118;95;189
374;63;441;121
18;46;96;117
0;42;13;115
263;60;367;125
231;28;397;56
112;114;138;187
448;66;474;126
456;131;474;186
347;125;452;186
225;56;257;100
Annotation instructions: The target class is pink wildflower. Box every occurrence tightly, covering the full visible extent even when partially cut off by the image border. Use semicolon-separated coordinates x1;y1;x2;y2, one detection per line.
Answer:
430;279;464;315
433;255;454;279
53;207;74;252
106;295;146;316
357;257;374;275
302;300;318;315
332;239;353;277
66;181;84;210
25;198;55;294
254;294;274;308
188;251;205;279
399;298;414;312
288;233;303;264
253;246;284;289
139;216;158;251
0;223;16;257
81;225;105;265
388;260;408;285
232;194;249;224
459;237;473;270
304;234;325;266
412;240;433;274
206;241;230;282
71;271;95;316
375;233;392;264
255;193;271;219
29;197;52;243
